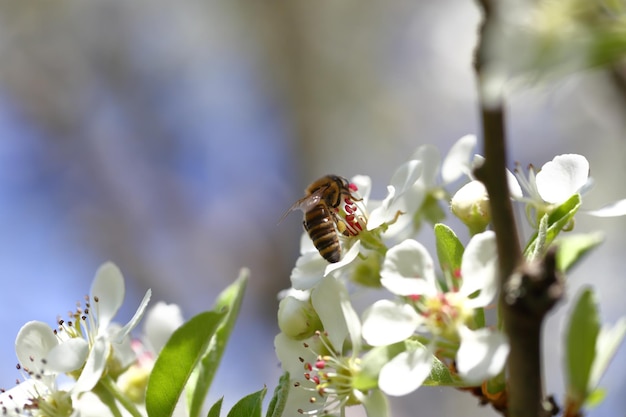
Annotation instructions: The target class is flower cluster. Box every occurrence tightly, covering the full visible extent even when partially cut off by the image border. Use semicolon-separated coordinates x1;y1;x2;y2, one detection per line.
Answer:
0;263;183;417
361;230;508;395
1;136;622;417
275;135;626;416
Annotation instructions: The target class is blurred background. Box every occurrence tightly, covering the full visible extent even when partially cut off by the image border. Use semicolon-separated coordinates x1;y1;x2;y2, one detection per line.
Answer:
0;0;625;416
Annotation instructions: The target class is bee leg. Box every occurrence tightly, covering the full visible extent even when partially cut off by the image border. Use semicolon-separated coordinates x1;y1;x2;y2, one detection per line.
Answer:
343;190;363;202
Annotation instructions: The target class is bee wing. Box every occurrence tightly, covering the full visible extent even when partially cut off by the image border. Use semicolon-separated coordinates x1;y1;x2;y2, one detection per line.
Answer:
277;192;323;224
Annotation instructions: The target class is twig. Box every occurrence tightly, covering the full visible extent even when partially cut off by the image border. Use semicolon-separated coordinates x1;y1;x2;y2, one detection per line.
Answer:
473;1;563;417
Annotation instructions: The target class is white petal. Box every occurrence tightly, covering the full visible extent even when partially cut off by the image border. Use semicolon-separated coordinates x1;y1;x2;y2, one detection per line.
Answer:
0;380;49;415
113;288;152;343
379;346;432;396
380;276;435;297
412;144;441;187
46;338;89;373
278;373;323;416
274;333;318;375
15;321;59;375
107;323;136;370
381;240;437;296
536;154;589;204
579;175;595;196
350;175;372;204
456;327;509;384
277;295;315;338
471;154;485;171
299;232;317;255
338;289;363;353
277;287;310;302
91;262;125;333
507;169;523;199
73;391;115;417
442;134;477;184
460;231;498;306
73;336;109;393
143;302;185;354
362;300;421;346
324;241;361;277
368;160;422;231
585;198;626;217
367;185;397;231
389;160;423;197
290;251;327;290
311;276;349;351
366;198;382;215
378;188;425;240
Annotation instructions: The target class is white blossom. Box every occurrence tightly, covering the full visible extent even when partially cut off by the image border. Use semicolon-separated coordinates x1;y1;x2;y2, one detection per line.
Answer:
50;263;151;393
513;154;626;224
275;276;387;417
362;231;508;393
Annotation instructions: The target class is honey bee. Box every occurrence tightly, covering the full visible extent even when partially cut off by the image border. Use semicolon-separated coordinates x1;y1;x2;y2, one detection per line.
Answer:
282;175;360;263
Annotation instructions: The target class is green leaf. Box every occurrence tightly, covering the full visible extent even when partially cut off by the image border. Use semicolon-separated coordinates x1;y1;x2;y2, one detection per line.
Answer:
524;193;581;259
564;287;600;406
227;388;266;417
484;369;507;396
527;214;549;262
417;193;447;230
92;379;124;417
555;232;604;273
187;269;249;417
146;310;227;417
351;254;383;288
207;397;223;417
585;388;607;408
565;290;626;413
547;192;581;231
434;223;464;290
266;372;290;417
423;356;457;386
588;316;626;392
589;28;626;68
472;307;486;329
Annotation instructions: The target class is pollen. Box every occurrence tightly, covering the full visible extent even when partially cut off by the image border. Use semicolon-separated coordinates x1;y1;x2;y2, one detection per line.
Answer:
421;292;473;336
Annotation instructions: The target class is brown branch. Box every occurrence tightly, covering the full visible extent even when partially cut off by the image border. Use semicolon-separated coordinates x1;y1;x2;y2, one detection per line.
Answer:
473;1;563;417
474;83;543;417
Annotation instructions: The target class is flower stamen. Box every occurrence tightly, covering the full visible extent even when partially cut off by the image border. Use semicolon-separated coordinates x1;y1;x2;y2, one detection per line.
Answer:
293;331;362;416
341;197;367;236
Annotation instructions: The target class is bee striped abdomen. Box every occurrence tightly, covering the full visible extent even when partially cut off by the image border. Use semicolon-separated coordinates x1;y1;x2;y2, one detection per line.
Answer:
282;175;355;263
304;204;341;263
